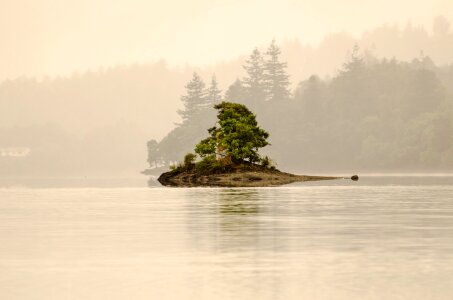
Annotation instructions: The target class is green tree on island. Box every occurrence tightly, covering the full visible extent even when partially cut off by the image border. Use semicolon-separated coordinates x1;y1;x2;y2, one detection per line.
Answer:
195;102;270;164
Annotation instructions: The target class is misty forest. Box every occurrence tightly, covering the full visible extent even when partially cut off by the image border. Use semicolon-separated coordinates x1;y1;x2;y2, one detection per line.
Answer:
2;18;453;175
147;41;453;173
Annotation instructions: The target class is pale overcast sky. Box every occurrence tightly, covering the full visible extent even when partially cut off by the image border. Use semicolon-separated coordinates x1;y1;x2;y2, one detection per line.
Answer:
1;0;452;80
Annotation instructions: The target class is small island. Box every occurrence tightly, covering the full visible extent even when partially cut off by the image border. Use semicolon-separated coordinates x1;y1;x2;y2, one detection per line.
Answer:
158;102;346;187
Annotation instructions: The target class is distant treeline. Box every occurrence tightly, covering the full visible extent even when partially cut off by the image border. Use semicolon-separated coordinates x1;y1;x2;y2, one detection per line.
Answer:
0;62;187;176
148;42;453;172
2;17;453;176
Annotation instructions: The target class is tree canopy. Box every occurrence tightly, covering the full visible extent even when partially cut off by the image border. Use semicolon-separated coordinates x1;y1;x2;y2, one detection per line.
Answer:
242;48;266;109
264;39;291;102
195;102;269;164
206;75;222;107
177;72;207;124
147;41;453;172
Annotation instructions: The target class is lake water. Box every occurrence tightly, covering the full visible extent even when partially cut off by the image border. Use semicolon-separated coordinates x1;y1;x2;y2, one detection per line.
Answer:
1;176;453;300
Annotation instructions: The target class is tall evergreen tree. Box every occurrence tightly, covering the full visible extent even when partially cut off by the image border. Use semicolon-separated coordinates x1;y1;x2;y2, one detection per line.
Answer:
341;43;364;74
225;79;246;103
177;72;207;123
201;74;223;127
146;139;160;168
242;48;266;107
206;74;222;107
264;40;291;102
333;44;368;120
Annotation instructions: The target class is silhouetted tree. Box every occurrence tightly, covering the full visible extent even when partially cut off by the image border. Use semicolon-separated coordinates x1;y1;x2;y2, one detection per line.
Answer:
225;79;246;103
264;40;291;102
147;139;159;168
341;43;364;74
147;42;453;173
293;75;326;122
177;72;207;124
330;44;370;121
242;48;266;108
206;74;222;106
201;74;223;127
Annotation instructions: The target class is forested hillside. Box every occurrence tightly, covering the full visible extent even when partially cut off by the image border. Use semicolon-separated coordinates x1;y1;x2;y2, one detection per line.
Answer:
2;18;453;176
0;62;189;175
148;42;453;173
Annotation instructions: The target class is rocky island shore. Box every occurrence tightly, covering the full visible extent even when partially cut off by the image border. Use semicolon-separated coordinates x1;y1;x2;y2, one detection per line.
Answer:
155;101;356;188
158;166;342;187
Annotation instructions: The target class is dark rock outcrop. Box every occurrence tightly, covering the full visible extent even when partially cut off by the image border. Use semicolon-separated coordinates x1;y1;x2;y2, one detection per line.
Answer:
157;168;342;187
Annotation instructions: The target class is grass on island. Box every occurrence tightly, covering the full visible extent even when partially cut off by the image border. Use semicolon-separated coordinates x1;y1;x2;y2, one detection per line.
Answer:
169;153;278;176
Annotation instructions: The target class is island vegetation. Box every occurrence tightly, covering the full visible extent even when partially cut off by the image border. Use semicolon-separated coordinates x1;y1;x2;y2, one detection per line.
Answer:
157;101;340;187
147;40;453;175
2;22;453;177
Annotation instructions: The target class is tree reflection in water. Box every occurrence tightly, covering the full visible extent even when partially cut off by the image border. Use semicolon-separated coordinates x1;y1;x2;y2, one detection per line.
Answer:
218;190;260;215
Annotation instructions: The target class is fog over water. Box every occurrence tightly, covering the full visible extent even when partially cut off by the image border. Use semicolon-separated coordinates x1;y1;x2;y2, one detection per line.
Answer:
1;177;453;300
1;1;453;177
1;3;453;299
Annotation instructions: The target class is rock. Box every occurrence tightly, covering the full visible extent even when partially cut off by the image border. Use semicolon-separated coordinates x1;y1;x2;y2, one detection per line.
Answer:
351;175;359;181
157;169;342;187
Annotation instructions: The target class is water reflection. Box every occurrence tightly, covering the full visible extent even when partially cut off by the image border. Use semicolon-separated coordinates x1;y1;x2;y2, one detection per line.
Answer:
147;176;161;187
217;190;260;215
214;190;264;252
0;176;148;188
2;178;453;299
182;189;291;254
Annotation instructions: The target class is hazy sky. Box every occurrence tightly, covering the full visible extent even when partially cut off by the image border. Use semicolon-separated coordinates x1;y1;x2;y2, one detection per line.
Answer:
1;0;452;80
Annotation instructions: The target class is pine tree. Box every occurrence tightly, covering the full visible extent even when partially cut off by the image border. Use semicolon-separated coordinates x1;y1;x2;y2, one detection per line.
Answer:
177;72;207;123
146;139;160;168
200;74;223;127
242;48;266;107
341;43;364;74
225;79;246;103
206;74;222;108
264;40;291;102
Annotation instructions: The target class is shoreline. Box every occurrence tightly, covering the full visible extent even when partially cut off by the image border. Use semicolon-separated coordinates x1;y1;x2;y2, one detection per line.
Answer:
157;169;343;187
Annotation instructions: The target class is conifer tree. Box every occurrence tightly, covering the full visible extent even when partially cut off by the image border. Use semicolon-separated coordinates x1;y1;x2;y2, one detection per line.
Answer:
341;44;365;75
264;40;291;102
242;48;266;107
146;139;160;168
177;72;207;123
225;79;246;103
206;74;222;107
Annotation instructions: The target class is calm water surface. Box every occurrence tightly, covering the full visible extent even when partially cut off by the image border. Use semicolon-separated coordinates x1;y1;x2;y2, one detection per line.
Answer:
0;176;453;300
